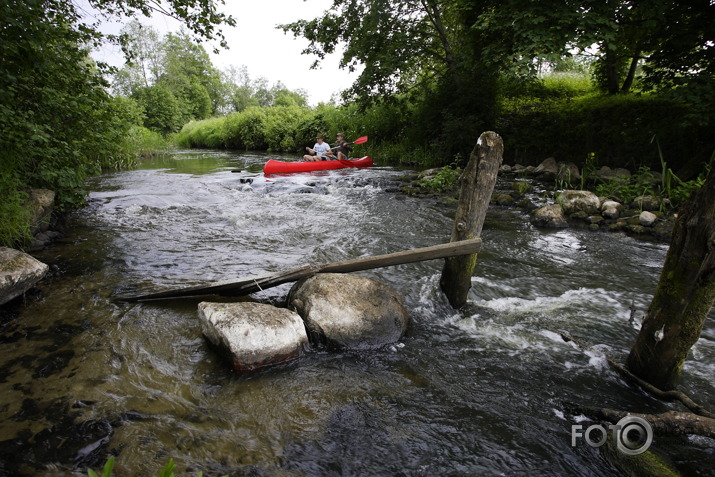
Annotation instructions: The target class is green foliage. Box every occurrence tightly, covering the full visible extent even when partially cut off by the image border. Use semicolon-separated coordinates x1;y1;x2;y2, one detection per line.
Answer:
541;73;594;99
0;172;32;247
593;160;708;211
264;106;308;152
176;118;225;149
655;137;713;207
414;166;461;193
498;92;710;173
594;169;656;207
126;126;173;159
133;84;185;134
222;107;268;150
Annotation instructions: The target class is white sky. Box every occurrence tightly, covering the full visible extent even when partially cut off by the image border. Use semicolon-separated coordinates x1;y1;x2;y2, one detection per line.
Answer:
90;0;359;106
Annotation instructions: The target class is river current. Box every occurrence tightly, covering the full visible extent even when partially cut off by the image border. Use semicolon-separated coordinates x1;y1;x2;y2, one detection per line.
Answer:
1;150;713;476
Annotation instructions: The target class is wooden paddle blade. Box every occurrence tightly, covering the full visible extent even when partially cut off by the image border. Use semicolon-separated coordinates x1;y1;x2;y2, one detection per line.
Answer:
352;136;368;145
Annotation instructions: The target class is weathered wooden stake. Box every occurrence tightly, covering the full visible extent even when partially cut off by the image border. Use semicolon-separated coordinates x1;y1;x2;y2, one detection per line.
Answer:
627;163;715;390
440;131;503;308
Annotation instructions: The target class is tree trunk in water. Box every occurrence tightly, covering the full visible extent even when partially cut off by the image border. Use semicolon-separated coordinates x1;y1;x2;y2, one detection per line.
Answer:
440;131;503;308
627;165;715;390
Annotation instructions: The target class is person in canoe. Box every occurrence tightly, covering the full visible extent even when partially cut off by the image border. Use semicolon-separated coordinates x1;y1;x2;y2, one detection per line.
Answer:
333;132;353;160
303;135;334;161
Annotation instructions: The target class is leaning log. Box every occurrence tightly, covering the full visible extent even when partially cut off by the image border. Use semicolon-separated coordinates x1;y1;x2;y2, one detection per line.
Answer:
627;163;715;390
116;238;482;302
440;131;503;308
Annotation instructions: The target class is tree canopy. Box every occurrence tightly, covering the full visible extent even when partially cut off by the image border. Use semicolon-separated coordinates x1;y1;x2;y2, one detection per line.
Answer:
280;0;714;162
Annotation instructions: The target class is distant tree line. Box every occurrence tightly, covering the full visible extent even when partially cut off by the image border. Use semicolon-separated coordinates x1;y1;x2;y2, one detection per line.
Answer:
112;21;309;134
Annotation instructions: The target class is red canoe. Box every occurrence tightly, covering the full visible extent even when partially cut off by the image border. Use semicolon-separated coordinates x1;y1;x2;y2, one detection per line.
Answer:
263;156;373;174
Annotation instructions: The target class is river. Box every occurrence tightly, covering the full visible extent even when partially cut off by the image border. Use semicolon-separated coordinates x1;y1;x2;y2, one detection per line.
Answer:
1;150;713;476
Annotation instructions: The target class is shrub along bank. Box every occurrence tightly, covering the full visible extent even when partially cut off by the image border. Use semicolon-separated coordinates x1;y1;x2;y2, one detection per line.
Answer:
176;85;713;182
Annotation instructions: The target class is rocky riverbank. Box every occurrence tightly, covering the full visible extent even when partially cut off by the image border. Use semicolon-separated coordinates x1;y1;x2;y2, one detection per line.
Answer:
400;157;677;243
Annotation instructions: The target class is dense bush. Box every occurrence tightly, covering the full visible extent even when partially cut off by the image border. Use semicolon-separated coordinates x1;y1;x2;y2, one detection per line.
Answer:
497;92;711;175
176;118;225;149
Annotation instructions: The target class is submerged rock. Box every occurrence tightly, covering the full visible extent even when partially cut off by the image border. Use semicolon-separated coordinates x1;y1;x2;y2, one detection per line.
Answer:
0;247;49;305
198;302;308;374
288;273;410;350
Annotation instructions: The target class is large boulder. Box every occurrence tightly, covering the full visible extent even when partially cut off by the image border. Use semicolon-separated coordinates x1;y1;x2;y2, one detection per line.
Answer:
556;190;601;215
531;204;569;228
0;247;49;305
288;273;409;350
534;157;559;180
198;302;308;374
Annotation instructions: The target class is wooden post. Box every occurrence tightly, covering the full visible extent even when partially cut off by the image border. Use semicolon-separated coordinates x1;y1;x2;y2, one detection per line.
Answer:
626;163;715;390
440;131;503;308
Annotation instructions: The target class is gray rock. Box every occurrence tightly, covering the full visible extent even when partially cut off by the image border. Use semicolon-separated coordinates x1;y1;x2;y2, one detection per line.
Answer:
0;247;49;305
534;157;558;178
639;211;658;227
601;200;622;219
198;302;308;374
632;195;660;212
556;190;600;215
557;162;581;183
288;273;409;350
531;204;569;228
594;166;631;180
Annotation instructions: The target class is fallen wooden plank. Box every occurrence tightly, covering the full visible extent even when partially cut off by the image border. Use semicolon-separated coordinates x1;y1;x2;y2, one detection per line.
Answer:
115;238;482;302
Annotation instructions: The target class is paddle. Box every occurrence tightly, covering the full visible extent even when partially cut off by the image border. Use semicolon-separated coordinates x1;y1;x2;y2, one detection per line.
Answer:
330;135;368;152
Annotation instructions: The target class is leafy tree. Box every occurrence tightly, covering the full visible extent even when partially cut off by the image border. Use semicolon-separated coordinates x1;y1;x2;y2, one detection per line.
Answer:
0;0;234;247
132;84;184;133
111;20;163;96
161;30;223;113
115;28;223;127
219;65;260;113
281;0;499;161
282;0;469;104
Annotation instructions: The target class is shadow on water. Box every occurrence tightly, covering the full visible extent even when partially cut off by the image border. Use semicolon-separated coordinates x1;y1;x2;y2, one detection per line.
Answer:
0;150;713;476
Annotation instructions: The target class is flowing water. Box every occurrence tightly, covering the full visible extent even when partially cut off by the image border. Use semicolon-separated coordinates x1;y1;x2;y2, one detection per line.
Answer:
1;151;713;476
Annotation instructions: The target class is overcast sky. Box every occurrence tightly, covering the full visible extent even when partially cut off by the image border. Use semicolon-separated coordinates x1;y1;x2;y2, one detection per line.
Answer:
90;0;359;106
